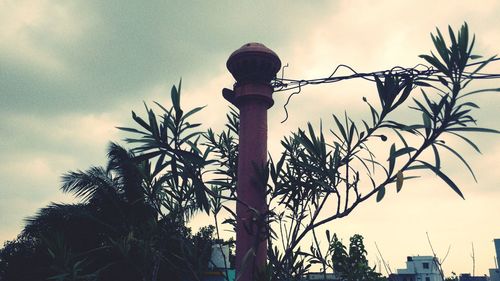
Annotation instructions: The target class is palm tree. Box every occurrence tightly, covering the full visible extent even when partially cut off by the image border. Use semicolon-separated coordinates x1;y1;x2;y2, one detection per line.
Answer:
2;83;216;281
7;142;212;281
60;143;155;230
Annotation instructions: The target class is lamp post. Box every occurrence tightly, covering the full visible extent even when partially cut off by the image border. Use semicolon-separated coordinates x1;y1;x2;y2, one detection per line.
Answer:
224;43;281;281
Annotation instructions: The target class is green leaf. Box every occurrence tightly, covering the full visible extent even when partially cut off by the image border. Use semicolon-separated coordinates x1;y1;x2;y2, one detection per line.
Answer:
414;81;433;87
194;179;210;214
388;143;396;175
116;127;147;135
463;55;498;88
396;171;404;192
460;102;480;109
422;112;432;136
448;132;481;154
390;147;416;160
406;164;427;171
133;150;163;162
147;109;160;140
436;142;477;182
392;80;413;109
437;76;448;87
153;101;171;114
448;25;458;50
297;130;316;154
459;88;500;99
175;150;206;166
419;54;449;76
181;106;206;122
171;85;179;109
458;23;469;61
131;111;151;131
180;131;203;145
171;81;183;120
418;161;465;199
412;96;432;117
447;127;500;134
333;115;347;141
431;144;441;170
374;75;386;107
391;127;409;147
431;31;451;70
376;186;386;202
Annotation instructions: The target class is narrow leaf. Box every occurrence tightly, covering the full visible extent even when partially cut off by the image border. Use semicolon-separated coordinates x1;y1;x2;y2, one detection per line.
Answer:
396;170;404;192
418;161;465;199
376;186;386;202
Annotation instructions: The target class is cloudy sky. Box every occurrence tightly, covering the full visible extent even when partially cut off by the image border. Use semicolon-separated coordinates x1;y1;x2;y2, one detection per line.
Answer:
1;0;499;276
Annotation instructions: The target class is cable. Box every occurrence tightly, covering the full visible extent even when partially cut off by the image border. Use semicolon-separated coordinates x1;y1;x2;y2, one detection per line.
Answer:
274;58;500;122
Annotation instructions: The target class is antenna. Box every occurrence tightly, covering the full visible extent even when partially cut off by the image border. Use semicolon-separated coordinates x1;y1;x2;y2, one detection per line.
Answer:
471;242;476;276
374;241;392;275
426;232;450;281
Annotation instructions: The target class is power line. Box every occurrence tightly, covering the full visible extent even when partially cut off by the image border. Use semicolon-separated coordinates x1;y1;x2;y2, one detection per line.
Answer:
274;58;500;123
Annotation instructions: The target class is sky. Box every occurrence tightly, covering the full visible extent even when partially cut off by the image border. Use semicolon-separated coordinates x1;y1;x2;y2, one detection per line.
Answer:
1;0;499;277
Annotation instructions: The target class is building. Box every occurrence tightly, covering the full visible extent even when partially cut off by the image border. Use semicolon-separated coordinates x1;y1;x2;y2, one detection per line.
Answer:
389;256;443;281
303;272;343;281
490;269;500;281
208;244;230;270
488;239;500;281
202;244;235;281
458;273;487;281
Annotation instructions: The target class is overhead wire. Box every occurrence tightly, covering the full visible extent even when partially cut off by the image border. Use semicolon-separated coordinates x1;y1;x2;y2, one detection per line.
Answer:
274;57;500;122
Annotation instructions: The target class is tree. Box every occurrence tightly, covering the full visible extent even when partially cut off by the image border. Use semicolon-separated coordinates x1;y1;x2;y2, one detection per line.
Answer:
0;143;216;281
1;23;498;281
445;272;459;281
309;231;385;281
122;23;499;280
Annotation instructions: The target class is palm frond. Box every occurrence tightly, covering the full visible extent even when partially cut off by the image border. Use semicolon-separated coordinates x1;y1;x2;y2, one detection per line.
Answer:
61;166;116;203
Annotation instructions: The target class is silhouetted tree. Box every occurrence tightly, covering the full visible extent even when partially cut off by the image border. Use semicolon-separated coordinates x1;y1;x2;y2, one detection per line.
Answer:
122;23;498;281
0;143;215;281
1;23;498;281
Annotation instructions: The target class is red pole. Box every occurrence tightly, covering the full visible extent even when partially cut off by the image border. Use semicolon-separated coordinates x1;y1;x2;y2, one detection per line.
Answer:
224;43;281;281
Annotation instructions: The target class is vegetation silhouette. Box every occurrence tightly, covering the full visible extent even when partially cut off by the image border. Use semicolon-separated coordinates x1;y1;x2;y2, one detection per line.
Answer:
0;143;215;281
1;23;499;281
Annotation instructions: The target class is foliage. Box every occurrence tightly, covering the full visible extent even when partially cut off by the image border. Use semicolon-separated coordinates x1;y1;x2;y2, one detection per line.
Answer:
117;80;212;219
0;236;51;280
445;272;459;281
0;143;216;281
262;22;498;280
305;233;385;281
1;23;498;281
117;23;498;281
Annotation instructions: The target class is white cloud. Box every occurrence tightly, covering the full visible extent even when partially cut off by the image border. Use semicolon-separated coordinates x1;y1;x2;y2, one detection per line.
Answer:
1;0;499;276
0;0;92;73
3;112;119;148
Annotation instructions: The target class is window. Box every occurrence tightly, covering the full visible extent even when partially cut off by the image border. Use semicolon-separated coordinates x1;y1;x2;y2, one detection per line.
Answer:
425;277;430;281
422;262;429;269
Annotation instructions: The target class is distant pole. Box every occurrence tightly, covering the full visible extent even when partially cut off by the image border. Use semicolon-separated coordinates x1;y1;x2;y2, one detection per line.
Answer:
224;43;281;281
471;242;475;276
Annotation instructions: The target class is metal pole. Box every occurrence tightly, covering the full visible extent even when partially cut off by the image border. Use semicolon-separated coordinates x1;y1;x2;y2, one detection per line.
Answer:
224;43;281;281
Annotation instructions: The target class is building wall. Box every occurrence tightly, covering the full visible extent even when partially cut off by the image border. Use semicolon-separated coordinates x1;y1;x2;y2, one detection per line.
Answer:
396;256;442;281
494;239;500;269
209;244;230;269
458;273;487;281
490;269;500;281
